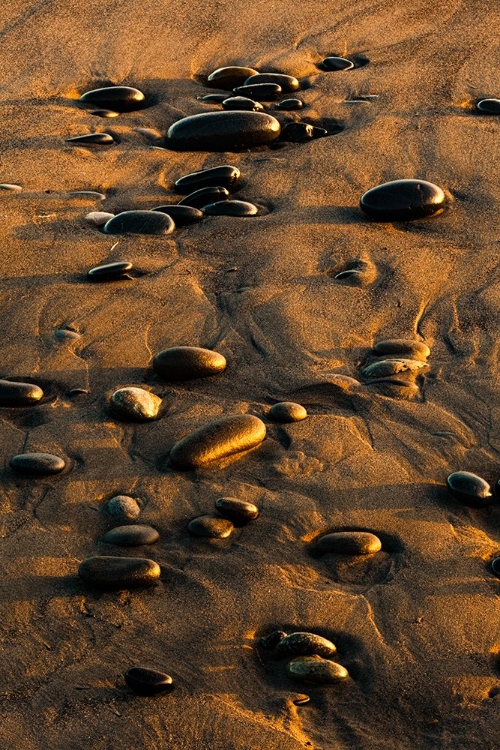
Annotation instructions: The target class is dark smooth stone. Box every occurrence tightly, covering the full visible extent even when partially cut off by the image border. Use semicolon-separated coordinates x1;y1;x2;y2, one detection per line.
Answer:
316;531;382;555
372;339;430;361
274;632;337;659
321;57;355;71
281;122;327;142
360;179;446;222
200;93;228;103
233;83;282;101
244;73;299;93
174;165;241;193
170;414;266;470
207;66;258;90
446;471;492;507
106;495;141;523
178;186;229;208
477;99;500;114
103;211;175;235
0;380;43;407
222;96;264;112
203;200;258;216
10;452;66;475
215;497;259;523
110;387;161;421
276;98;304;111
79;86;146;112
360;358;428;379
151;205;204;225
261;631;287;650
153;346;226;380
491;557;500;577
124;667;173;696
286;656;349;684
78;556;161;589
90;109;119;118
269;402;307;422
293;695;311;705
87;261;133;281
188;515;234;538
102;524;159;546
166;111;281;151
66;133;114;145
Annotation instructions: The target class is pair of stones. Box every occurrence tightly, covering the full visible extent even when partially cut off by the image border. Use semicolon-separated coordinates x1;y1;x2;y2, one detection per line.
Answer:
262;631;349;684
188;497;260;539
359;338;431;400
360;179;445;221
206;67;299;93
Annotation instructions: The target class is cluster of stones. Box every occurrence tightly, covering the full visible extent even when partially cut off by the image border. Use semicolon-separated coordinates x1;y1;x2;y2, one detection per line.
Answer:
188;496;260;540
358;338;431;400
261;630;349;685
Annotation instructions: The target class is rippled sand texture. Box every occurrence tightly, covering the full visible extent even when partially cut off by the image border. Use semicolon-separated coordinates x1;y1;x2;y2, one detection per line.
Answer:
1;1;500;748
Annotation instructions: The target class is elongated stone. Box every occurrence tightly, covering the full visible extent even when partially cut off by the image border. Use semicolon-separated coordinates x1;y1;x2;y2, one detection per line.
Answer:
85;211;115;226
372;339;431;360
0;380;43;407
87;261;133;281
170;414;266;470
203;200;258;216
360;180;446;221
207;66;258;90
125;667;173;696
222;96;263;111
66;133;114;145
79;86;146;112
321;57;354;71
274;632;337;659
102;525;159;546
151;205;204;225
103;211;175;235
244;73;299;93
69;191;106;200
446;471;492;507
316;531;382;555
477;99;500;114
281;122;327;142
277;98;304;110
286;656;349;684
10;452;66;475
200;93;228;103
268;402;307;422
0;183;22;192
233;83;282;101
166;111;281;151
174;165;241;193
178;186;229;208
106;495;141;523
215;497;259;523
90;109;120;118
153;346;226;380
360;358;428;379
78;556;160;589
188;515;234;538
110;387;161;421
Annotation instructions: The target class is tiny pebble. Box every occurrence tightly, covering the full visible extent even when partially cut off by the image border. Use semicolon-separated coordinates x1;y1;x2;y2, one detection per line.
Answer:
276;98;304;110
124;666;173;696
269;401;307;422
87;261;133;281
90;109;120;117
66;133;115;145
222;96;264;112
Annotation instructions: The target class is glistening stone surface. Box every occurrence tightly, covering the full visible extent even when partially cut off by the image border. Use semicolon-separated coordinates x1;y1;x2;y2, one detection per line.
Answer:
66;133;114;145
281;122;327;142
102;525;159;546
78;556;160;589
491;558;500;577
0;380;43;407
215;497;260;523
109;387;161;421
321;57;354;71
87;261;133;281
188;515;234;538
103;211;175;235
178;186;229;208
106;495;141;523
200;93;228;103
166;111;281;151
222;96;264;111
446;471;492;507
277;98;304;110
268;402;307;422
207;66;258;90
124;667;173;696
151;205;204;225
233;83;282;101
203;200;258;216
153;346;226;380
286;656;349;684
274;632;337;659
170;414;266;470
476;99;500;114
174;165;241;193
244;73;300;92
316;531;382;555
79;86;146;112
10;452;66;475
360;179;446;221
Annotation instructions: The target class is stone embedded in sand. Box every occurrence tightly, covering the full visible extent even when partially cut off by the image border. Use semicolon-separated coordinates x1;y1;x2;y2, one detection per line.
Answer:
87;261;133;281
274;632;337;659
203;200;258;216
124;667;173;696
491;557;500;577
174;165;241;194
102;524;159;546
201;93;228;103
360;358;428;379
321;57;354;71
222;96;264;112
188;515;234;538
0;380;43;407
476;99;500;114
446;471;492;507
66;133;115;145
110;387;161;421
166;111;281;151
281;122;328;142
103;211;175;235
316;531;382;555
277;98;304;110
170;414;266;470
90;109;120;118
269;402;307;422
85;211;115;226
207;66;259;90
360;179;446;221
151;205;204;225
286;656;349;684
233;83;282;101
78;556;160;589
372;339;431;361
178;186;229;208
69;190;106;200
0;183;22;192
244;73;300;93
79;86;146;112
10;452;66;475
153;346;226;380
215;497;260;523
106;495;141;523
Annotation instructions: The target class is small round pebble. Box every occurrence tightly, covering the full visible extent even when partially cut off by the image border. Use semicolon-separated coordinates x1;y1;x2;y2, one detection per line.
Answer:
85;211;115;226
316;531;382;555
222;96;264;112
124;666;173;696
188;515;234;538
203;200;258;216
106;495;141;523
233;83;282;100
178;186;229;208
276;98;304;110
360;179;446;222
87;261;133;281
101;525;159;546
66;133;115;145
166;111;281;151
78;556;161;589
79;86;146;112
10;452;66;475
110;387;161;421
274;632;337;659
153;346;226;380
103;211;175;235
0;380;43;407
244;73;299;93
286;656;349;684
151;205;204;225
321;57;354;71
215;497;260;523
372;339;430;361
207;66;258;90
174;165;241;193
269;402;307;422
446;471;493;507
476;99;500;114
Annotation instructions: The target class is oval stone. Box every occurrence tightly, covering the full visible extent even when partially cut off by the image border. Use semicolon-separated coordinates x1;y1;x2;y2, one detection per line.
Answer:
124;667;173;696
372;339;431;361
269;402;307;422
170;414;266;470
360;358;428;379
281;122;327;142
0;380;43;407
274;632;337;659
79;86;146;112
203;200;258;216
87;261;133;281
476;99;500;114
321;57;354;71
215;497;260;523
174;165;241;193
102;525;159;546
90;109;120;118
106;495;141;523
178;186;229;208
316;531;382;555
66;133;114;145
78;556;160;589
188;515;234;538
276;98;304;110
244;73;299;93
68;190;106;200
153;346;226;380
103;211;175;235
85;211;115;226
222;96;264;112
286;656;349;684
110;387;161;421
207;66;258;90
446;471;492;507
166;111;281;151
233;83;282;101
10;452;66;475
200;93;228;103
151;205;204;225
360;179;446;221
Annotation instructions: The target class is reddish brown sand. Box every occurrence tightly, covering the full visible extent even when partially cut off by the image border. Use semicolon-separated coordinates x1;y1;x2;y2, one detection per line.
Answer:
1;1;500;748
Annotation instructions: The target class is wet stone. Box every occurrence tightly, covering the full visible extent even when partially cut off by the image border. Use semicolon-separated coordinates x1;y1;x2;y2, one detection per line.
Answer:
286;656;349;684
277;98;304;110
207;66;259;90
203;199;258;216
178;186;229;208
85;211;115;226
274;632;337;660
200;93;228;103
174;165;241;193
151;205;204;225
0;380;43;407
106;495;141;523
321;57;354;71
222;96;264;112
491;557;500;577
233;83;282;101
78;556;161;589
215;497;260;523
446;471;492;507
269;401;307;422
372;339;430;361
188;515;234;538
166;111;281;151
110;387;161;421
153;346;226;380
102;524;159;546
103;211;175;235
360;179;446;221
476;99;500;114
79;86;146;112
10;452;66;475
125;667;173;696
281;122;327;142
244;73;300;93
316;531;382;555
87;261;133;281
90;109;120;118
66;133;115;145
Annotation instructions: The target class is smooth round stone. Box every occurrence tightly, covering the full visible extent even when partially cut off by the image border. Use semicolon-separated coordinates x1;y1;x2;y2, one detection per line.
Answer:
102;524;159;546
174;165;241;194
274;632;337;659
166;111;281;151
203;200;258;216
281;122;327;142
0;380;43;407
446;471;492;507
151;205;204;225
261;631;287;650
244;73;299;93
360;179;446;222
276;98;304;111
215;497;259;523
170;414;266;470
10;452;66;475
66;133;114;145
153;346;226;380
103;211;175;235
55;328;81;341
233;83;282;101
188;515;234;538
90;109;120;118
178;186;229;208
316;531;382;555
372;339;430;361
207;66;258;90
360;358;427;379
0;183;22;192
476;99;500;114
87;261;133;281
78;556;161;589
106;495;141;523
85;211;115;226
491;557;500;577
269;402;307;422
200;93;228;103
79;86;146;112
321;57;354;71
286;656;349;684
110;387;161;421
222;96;264;112
124;666;173;696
